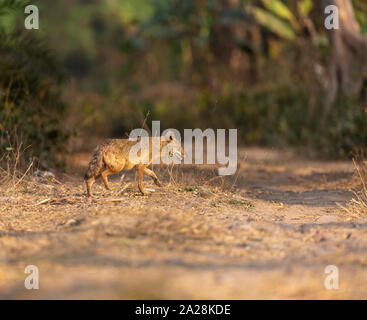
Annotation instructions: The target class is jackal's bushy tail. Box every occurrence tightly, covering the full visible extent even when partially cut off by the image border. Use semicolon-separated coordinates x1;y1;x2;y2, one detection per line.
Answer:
84;148;104;180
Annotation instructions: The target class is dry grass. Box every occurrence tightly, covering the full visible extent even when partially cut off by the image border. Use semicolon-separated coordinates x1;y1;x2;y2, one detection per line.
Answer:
340;159;367;219
1;148;367;299
0;132;36;193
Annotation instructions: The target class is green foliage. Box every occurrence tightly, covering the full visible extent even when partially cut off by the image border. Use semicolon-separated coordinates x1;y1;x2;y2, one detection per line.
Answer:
298;0;313;16
252;0;315;40
252;6;296;40
0;0;69;169
5;0;365;161
0;0;27;15
354;0;367;33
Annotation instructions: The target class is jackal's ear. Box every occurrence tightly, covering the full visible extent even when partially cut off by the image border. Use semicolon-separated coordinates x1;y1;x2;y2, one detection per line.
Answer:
164;130;174;141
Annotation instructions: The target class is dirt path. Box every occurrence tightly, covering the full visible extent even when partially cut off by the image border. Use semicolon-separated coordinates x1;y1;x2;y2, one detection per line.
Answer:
1;147;367;299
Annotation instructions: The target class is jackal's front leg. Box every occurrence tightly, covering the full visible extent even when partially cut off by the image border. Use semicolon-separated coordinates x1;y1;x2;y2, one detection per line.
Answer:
137;165;146;195
143;167;162;187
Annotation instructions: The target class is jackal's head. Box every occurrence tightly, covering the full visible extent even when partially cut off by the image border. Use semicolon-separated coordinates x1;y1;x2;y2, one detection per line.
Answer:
161;130;185;163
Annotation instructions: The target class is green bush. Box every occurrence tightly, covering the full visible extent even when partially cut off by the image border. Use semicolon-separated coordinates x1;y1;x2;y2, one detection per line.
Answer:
194;85;367;158
106;82;367;159
0;5;69;169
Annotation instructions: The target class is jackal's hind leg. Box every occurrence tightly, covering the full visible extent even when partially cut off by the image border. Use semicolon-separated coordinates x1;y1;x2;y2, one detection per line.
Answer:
86;177;95;197
101;169;113;190
143;167;162;187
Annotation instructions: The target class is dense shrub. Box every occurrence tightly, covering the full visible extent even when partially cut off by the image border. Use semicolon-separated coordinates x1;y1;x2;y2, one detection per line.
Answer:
107;83;367;159
0;25;69;169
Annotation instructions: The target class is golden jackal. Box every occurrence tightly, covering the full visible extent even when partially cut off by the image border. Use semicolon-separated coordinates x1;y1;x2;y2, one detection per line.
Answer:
84;132;184;197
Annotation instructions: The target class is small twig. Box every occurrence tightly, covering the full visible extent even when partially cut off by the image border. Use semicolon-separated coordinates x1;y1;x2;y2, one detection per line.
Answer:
119;182;131;194
353;159;366;192
34;198;51;206
11;160;33;189
166;163;177;186
103;198;126;202
228;168;240;192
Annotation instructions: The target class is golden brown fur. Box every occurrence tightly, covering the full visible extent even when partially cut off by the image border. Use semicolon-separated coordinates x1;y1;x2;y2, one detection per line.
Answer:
84;135;183;197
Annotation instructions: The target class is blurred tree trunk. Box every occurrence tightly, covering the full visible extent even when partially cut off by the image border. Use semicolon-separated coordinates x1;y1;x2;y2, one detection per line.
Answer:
321;0;367;106
210;0;235;66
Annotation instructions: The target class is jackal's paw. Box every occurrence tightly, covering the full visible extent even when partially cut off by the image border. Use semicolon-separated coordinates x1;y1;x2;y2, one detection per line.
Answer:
154;180;163;187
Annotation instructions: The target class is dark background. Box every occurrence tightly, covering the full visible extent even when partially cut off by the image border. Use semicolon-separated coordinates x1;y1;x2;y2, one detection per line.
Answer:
1;0;367;169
